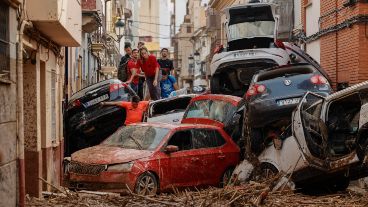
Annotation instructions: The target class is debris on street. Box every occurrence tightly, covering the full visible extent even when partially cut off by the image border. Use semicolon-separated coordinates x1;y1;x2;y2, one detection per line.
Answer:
27;179;368;207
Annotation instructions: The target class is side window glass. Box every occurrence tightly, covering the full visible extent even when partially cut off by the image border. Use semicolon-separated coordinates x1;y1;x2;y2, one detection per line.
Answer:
192;129;226;149
167;131;192;151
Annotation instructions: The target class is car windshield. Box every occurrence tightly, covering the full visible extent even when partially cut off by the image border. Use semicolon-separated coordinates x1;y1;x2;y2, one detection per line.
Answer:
228;21;275;41
102;125;170;150
184;100;237;123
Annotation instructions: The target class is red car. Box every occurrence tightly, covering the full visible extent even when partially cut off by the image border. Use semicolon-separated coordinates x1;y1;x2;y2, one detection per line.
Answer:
64;122;240;195
182;95;245;155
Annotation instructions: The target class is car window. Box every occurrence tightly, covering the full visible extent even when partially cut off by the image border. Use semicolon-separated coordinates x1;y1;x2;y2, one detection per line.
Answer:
192;129;226;149
185;100;237;123
102;126;170;151
167;130;192;151
257;67;314;82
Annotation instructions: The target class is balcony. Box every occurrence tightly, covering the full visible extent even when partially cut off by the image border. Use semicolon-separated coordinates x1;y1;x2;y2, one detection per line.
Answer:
26;0;82;46
82;0;103;33
206;8;220;31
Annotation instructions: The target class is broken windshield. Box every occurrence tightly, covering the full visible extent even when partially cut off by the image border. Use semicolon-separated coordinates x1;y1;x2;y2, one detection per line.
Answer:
184;100;237;123
102;126;170;150
228;21;275;41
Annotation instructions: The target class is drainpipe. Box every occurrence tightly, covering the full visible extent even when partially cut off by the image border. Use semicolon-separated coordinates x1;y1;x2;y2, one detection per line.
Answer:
16;1;32;206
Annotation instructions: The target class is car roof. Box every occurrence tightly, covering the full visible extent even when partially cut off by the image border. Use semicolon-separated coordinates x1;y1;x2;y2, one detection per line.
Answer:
129;122;221;130
190;94;242;106
325;80;368;102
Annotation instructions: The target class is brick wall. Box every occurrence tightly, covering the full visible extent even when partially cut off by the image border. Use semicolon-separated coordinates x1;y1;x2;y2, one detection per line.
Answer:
303;0;368;87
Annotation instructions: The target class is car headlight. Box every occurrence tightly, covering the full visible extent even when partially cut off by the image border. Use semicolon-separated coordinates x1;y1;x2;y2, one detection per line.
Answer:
107;162;134;172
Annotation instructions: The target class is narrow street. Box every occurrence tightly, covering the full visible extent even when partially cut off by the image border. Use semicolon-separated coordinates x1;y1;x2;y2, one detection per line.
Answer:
1;0;368;207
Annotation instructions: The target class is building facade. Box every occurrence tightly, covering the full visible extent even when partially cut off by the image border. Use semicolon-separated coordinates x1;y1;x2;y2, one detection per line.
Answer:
0;0;82;206
299;0;368;88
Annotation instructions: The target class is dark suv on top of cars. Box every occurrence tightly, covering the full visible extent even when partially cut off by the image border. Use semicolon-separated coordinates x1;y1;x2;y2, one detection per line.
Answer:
244;64;333;154
64;79;137;156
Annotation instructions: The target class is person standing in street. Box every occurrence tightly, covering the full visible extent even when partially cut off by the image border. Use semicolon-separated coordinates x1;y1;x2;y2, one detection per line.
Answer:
137;47;161;100
118;43;132;82
101;96;149;125
160;70;179;98
125;49;144;95
157;48;174;75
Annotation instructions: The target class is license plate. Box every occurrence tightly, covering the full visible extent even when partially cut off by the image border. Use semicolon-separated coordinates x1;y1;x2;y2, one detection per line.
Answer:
84;94;109;107
277;98;300;106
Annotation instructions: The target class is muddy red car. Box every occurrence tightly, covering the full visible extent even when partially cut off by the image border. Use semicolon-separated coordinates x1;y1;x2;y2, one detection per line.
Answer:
64;122;240;195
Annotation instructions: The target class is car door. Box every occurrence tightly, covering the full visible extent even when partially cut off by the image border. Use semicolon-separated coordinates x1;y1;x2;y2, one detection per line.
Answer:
293;92;328;169
164;130;201;187
191;128;228;185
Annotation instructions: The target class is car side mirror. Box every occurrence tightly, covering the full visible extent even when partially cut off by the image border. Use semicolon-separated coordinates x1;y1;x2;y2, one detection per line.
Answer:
165;145;179;153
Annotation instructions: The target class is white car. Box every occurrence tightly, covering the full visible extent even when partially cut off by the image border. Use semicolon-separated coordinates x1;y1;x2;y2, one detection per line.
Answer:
210;2;291;97
143;94;196;124
238;81;368;190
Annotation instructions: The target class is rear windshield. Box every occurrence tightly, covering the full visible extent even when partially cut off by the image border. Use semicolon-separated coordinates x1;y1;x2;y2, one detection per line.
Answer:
184;100;237;123
256;67;314;82
151;97;192;117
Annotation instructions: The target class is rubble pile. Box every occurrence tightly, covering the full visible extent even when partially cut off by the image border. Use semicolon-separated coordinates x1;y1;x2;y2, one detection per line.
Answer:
27;180;368;207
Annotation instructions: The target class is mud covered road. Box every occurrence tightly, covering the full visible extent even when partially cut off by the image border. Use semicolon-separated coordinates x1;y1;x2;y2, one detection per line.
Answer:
26;182;368;207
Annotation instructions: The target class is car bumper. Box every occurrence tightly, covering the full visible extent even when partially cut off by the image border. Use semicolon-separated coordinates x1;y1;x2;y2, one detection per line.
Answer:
65;171;137;193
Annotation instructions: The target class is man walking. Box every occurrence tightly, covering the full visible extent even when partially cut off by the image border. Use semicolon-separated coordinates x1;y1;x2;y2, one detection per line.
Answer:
118;43;132;82
137;47;161;100
157;48;174;75
125;49;144;95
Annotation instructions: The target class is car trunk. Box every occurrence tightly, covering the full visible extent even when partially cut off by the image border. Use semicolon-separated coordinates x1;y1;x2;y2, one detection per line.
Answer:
211;59;278;97
225;3;277;51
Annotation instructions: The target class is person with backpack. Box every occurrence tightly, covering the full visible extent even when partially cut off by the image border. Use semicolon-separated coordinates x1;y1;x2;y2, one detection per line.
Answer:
117;43;132;82
160;70;179;98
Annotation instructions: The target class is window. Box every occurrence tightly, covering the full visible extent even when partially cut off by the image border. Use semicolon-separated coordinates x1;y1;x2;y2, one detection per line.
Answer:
0;1;9;81
192;129;226;149
185;100;237;123
187;26;192;33
167;130;192;151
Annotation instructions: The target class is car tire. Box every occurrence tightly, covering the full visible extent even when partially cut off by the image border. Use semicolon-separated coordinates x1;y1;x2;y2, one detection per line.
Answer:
259;163;279;179
220;168;234;187
326;177;350;192
243;115;265;156
210;76;220;94
134;172;159;195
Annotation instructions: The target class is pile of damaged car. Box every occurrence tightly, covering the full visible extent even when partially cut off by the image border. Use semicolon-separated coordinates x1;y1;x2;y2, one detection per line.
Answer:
62;0;368;197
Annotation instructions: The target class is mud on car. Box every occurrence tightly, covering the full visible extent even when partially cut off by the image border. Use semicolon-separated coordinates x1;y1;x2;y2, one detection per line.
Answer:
241;81;368;190
64;122;240;195
64;79;137;156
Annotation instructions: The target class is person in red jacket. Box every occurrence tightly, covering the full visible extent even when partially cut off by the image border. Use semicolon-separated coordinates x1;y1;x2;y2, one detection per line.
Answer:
137;47;161;100
101;96;149;125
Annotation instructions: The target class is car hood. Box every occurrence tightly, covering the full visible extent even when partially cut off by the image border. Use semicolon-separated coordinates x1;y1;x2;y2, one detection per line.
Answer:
71;145;154;165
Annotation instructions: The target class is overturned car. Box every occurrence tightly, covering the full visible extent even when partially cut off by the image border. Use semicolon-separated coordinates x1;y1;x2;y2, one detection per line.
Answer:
238;81;368;190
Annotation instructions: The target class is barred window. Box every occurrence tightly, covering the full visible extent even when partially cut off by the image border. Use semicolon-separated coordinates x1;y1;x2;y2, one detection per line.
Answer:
0;1;9;80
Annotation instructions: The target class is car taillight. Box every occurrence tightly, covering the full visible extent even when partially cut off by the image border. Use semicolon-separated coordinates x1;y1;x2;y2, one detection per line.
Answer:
245;84;266;99
310;75;328;85
274;40;286;50
71;99;81;108
109;83;126;92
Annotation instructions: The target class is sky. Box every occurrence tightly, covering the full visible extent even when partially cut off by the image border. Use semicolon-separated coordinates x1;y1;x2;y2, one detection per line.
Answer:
159;0;188;48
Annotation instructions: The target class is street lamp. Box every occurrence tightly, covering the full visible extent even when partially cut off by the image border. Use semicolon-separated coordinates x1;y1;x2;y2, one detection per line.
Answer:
115;18;125;42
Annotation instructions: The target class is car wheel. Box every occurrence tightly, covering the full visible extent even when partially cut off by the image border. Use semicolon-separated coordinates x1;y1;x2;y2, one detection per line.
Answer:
220;168;234;187
243;115;264;156
326;177;349;192
251;163;279;181
134;172;158;196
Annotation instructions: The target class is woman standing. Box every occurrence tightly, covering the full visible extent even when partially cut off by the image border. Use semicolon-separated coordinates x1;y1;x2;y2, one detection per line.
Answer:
137;47;161;100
